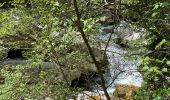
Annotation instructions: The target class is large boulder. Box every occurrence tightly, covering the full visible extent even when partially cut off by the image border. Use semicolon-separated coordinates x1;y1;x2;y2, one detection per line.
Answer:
67;43;108;73
112;84;140;100
0;59;81;86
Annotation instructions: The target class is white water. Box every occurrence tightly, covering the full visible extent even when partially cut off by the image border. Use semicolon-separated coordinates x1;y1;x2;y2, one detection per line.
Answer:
103;44;143;93
75;40;144;99
94;23;144;94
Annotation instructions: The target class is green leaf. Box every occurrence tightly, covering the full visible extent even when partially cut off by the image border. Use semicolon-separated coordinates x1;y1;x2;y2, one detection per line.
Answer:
143;57;150;63
155;39;166;49
84;18;92;28
100;16;106;21
143;66;149;70
0;3;5;7
166;61;170;66
151;12;158;17
162;68;167;72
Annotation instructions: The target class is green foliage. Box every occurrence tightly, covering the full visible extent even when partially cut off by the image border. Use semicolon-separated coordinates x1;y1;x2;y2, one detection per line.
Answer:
123;0;170;99
0;0;108;99
0;65;69;100
134;86;170;100
0;0;169;99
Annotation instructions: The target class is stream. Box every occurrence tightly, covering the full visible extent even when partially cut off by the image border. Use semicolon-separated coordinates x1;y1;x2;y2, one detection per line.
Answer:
92;22;144;94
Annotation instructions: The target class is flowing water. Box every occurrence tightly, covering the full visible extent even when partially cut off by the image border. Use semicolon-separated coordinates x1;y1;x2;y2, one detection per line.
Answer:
93;22;144;94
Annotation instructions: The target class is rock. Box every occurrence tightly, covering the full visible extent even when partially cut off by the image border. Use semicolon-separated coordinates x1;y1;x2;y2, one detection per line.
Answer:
114;21;142;41
89;95;123;100
101;26;113;33
62;43;109;88
112;84;140;100
67;43;108;73
0;43;108;87
76;91;98;100
59;69;81;85
105;0;115;4
75;91;122;100
74;84;140;100
0;59;28;67
0;59;81;85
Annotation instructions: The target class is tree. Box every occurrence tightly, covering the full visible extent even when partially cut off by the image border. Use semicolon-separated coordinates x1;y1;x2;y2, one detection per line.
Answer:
72;0;111;99
122;0;170;99
0;0;112;99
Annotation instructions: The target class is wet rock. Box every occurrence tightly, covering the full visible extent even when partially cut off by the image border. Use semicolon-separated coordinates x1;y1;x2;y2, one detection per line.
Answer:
70;73;89;88
101;26;114;33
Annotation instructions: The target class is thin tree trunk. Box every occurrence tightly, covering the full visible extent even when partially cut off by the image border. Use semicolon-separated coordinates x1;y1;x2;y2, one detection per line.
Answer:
72;0;111;100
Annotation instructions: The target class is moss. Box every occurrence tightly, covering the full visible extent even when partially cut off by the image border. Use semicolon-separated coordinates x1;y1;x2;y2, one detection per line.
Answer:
0;48;8;60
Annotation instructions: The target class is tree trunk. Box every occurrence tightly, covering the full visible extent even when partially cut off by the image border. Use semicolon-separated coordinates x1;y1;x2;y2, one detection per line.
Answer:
72;0;111;100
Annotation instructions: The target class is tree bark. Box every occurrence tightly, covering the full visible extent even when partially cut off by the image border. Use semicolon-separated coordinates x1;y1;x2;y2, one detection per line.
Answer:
72;0;111;100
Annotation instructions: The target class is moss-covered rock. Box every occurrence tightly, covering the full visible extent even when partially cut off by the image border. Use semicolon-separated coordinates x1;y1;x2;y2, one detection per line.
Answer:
0;43;109;86
66;43;108;73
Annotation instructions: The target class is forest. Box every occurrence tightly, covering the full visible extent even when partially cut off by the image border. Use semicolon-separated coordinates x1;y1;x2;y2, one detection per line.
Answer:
0;0;169;100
